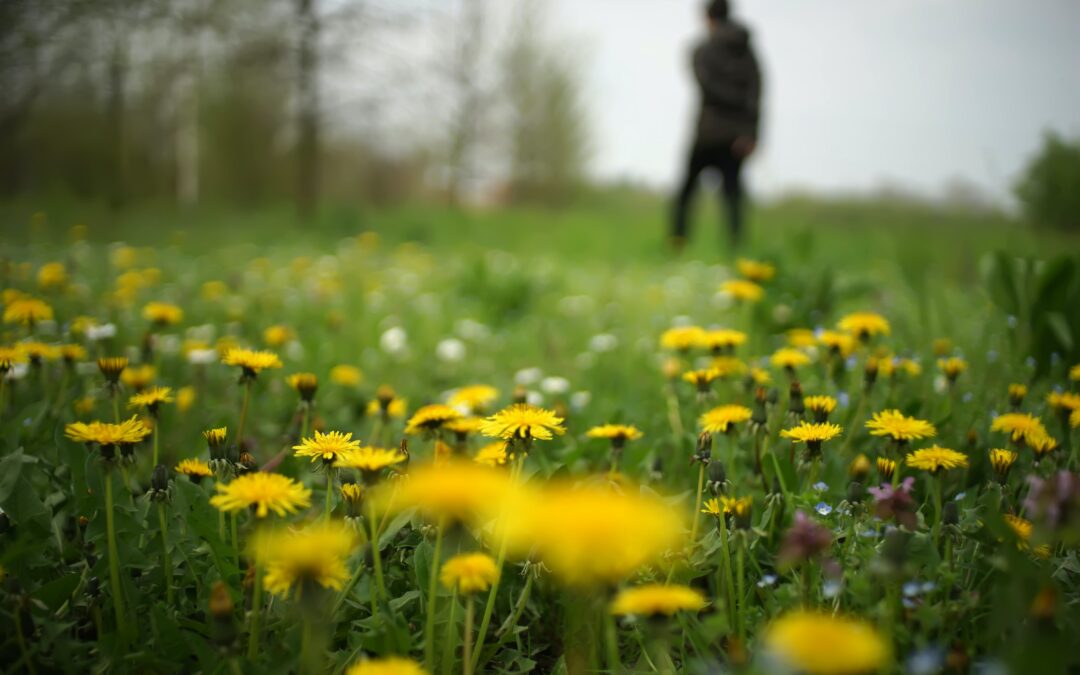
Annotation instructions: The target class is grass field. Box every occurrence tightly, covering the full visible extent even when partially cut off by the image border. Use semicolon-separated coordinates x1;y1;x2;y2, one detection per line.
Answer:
1;195;1079;674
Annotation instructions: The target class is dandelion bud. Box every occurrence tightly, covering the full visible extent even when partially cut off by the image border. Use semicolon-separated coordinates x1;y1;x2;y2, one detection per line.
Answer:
876;457;896;481
766;388;779;405
864;357;879;389
151;464;170;493
237;452;257;474
881;529;909;569
78;515;89;530
209;580;234;619
849;454;871;481
512;385;528;405
846;481;866;503
287;372;318;403
695;431;712;463
1008;383;1027;408
97;356;128;385
965;429;978;448
942;501;959;526
788;380;804;417
707;461;726;494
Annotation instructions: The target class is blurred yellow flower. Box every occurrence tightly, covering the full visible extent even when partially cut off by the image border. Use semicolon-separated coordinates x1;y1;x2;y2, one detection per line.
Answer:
937;356;967;380
905;446;969;473
20;341;60;362
330;364;363;387
37;262;68;290
286;372;318;401
175;458;213;479
263;324;294;347
142;301;183;326
120;364;156;390
222;348;283;376
405;404;462;435
735;258;775;282
866;409;936;442
201;280;229;301
771;348;811;371
336;446;407;473
659;325;705;352
448;384;500;413
786;328;817;348
610;584;705;617
176;386;195;413
128;386;174;412
376;460;517;526
804;395;837;419
3;297;53;326
474;442;512;467
440;552;499;595
254;522;357;596
1;345;27;372
990;413;1047;445
586;424;643;443
837;312;890;340
699;328;747;352
345;657;426;675
818;331;855;357
60;344;87;363
1003;514;1051;558
763;610;889;675
720;278;764;302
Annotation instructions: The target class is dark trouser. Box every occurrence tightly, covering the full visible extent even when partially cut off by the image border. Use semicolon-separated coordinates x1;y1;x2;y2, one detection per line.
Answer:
672;142;745;247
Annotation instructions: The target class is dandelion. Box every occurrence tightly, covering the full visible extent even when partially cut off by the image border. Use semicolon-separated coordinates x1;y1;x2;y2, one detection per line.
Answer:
787;328;817;348
128;386;173;414
222;348;283;378
210;472;312;518
586;424;643;446
336;446;407;476
405;403;462;435
60;343;87;364
330;364;363;387
98;356;128;386
440;553;499;595
905;446;969;474
660;325;705;352
481;403;565;443
710;356;748;378
345;657;427;675
735;258;775;282
763;610;890;675
866;409;936;443
254;522;357;596
448;384;500;414
876;457;897;481
0;345;27;374
682;367;720;394
720;279;764;302
19;341;58;363
175;458;213;483
610;584;706;617
1002;515;1051;558
818;331;855;358
937;356;967;383
142;301;183;326
37;262;68;290
805;395;837;421
849;454;871;480
294;430;361;464
990;412;1048;446
474;441;512;467
771;347;811;372
1008;383;1027;407
121;364;156;391
1070;363;1080;381
781;422;843;455
837;312;890;340
286;372;318;402
262;324;294;347
1027;432;1058;458
989;449;1018;483
699;328;747;354
699;404;752;433
702;495;752;521
3;296;53;327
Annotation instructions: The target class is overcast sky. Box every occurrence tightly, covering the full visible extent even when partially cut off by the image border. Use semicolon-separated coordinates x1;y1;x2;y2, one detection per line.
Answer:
545;0;1080;201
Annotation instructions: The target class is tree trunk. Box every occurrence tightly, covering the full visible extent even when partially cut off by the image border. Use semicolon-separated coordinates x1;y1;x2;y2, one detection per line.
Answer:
107;36;128;209
295;0;320;221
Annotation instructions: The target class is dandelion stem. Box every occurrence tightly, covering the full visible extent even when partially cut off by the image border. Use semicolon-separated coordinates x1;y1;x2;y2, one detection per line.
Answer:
483;573;533;668
300;404;310;440
247;563;263;659
367;501;386;605
152;424;160;467
735;538;746;640
718;515;737;626
425;517;446;672
111;390;120;424
441;588;458;675
688;462;706;547
324;469;334;520
605;610;620;674
103;470;128;642
230;512;239;566
236;380;251;446
463;596;475;675
157;502;174;607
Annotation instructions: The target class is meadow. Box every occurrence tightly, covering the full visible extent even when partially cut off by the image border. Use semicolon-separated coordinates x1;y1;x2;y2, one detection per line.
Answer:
0;196;1078;675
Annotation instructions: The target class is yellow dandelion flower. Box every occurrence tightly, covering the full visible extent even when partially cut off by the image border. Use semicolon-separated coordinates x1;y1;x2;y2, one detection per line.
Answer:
448;384;500;413
440;552;499;595
771;348;811;371
937;356;967;380
1046;391;1080;413
720;278;764;302
330;364;363;387
128;386;174;412
204;427;228;446
73;396;97;416
905;446;969;473
367;395;408;419
120;364;156;390
142;301;183;326
263;324;294;347
0;345;27;372
60;344;87;363
710;356;748;379
735;258;775;282
1070;363;1080;381
210;473;312;518
1008;383;1027;404
1027;431;1058;457
501;481;684;587
876;457;896;480
836;312;890;340
37;262;68;290
781;421;843;447
849;453;872;479
336;446;407;473
990;413;1047;445
865;409;936;442
786;328;817;348
64;416;151;447
699;328;748;352
222;348;283;376
1003;514;1051;558
293;430;362;464
702;495;752;518
481;404;565;441
345;657;427;675
286;372;318;401
474;442;512;467
818;331;855;357
201;280;229;301
3;296;53;326
748;366;771;385
176;385;196;413
340;482;364;505
804;395;837;418
375;460;516;525
989;449;1018;479
19;341;59;362
254;522;357;596
895;358;922;377
611;584;705;617
700;404;752;433
405;404;463;435
764;610;890;675
586;424;643;443
660;325;706;352
443;417;486;437
682;367;720;388
175;458;213;479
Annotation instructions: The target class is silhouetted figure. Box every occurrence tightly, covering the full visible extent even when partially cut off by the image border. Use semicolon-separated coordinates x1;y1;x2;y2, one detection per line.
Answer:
672;0;761;251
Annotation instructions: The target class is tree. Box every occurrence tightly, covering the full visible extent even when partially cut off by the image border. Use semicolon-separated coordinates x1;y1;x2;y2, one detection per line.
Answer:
1015;131;1080;231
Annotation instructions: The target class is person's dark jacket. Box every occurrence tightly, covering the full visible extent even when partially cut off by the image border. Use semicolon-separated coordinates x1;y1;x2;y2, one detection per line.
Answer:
692;21;761;146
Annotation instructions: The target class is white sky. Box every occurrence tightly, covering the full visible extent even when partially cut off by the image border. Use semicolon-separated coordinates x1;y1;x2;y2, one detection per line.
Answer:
546;0;1080;201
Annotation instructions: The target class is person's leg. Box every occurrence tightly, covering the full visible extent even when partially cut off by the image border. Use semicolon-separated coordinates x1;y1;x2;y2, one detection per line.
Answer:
671;146;709;249
717;147;746;249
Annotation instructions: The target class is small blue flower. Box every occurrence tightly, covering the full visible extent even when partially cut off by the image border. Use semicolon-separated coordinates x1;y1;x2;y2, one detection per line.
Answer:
813;481;828;492
920;581;936;594
954;492;966;501
907;646;945;675
903;581;921;597
1025;356;1037;369
822;579;842;599
1007;315;1017;329
757;574;778;588
858;529;878;538
986;349;998;363
845;356;857;371
838;392;850;409
1051;352;1061;365
815;502;833;516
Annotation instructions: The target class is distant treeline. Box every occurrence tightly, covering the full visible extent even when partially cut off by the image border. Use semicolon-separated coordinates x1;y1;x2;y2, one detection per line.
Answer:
0;0;590;215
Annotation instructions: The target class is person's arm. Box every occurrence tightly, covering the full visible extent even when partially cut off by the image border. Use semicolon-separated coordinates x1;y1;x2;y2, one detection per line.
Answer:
692;47;749;109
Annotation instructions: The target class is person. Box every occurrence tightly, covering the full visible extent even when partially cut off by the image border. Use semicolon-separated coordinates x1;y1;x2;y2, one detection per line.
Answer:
672;0;762;252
